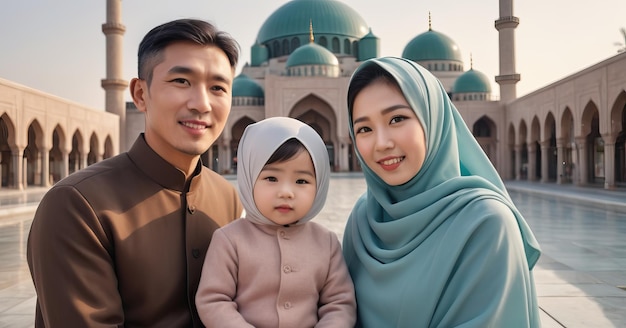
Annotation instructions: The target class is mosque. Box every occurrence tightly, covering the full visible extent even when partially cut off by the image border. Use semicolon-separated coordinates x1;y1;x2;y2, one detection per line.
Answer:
1;0;625;191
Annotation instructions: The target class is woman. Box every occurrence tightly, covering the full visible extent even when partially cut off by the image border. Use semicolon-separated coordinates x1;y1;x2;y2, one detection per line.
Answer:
343;57;541;327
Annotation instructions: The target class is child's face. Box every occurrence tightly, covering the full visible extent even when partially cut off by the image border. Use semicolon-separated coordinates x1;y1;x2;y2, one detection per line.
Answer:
253;149;317;226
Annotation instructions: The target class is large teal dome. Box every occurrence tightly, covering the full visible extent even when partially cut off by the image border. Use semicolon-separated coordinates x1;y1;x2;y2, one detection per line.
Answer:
453;69;492;93
402;29;463;62
257;0;368;43
286;42;338;67
256;0;369;60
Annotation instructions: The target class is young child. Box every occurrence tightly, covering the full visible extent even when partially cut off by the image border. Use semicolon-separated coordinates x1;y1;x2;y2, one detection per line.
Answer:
195;117;356;328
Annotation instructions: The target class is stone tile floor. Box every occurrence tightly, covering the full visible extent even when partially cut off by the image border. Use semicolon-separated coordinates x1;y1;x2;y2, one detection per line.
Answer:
0;174;625;327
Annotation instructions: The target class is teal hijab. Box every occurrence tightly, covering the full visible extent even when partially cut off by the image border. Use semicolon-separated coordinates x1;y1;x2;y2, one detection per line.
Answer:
343;57;541;327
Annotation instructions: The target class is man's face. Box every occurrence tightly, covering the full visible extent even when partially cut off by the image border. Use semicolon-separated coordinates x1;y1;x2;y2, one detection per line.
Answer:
131;41;234;173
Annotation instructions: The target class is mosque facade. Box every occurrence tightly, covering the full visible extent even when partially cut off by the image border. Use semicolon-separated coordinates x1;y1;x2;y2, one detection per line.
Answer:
1;0;625;190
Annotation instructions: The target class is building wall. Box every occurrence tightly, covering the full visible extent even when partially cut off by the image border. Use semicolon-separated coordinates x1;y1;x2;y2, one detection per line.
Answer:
0;78;119;190
506;52;626;187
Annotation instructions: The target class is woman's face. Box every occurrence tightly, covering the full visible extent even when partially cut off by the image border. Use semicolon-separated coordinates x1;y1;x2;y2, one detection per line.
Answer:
352;80;427;186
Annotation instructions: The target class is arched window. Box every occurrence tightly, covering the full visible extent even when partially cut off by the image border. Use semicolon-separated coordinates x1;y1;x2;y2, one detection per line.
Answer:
472;116;491;138
473;118;492;137
344;39;351;54
272;41;280;58
332;37;340;53
291;37;300;52
319;36;327;47
282;39;290;55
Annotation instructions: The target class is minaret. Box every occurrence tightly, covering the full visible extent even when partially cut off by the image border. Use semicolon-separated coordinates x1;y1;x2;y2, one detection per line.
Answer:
495;0;520;103
101;0;128;152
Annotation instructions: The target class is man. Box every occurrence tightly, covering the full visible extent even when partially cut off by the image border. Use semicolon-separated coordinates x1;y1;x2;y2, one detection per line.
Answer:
27;19;243;327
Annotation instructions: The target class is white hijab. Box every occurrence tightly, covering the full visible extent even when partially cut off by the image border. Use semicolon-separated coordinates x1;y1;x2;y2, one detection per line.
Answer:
236;117;330;226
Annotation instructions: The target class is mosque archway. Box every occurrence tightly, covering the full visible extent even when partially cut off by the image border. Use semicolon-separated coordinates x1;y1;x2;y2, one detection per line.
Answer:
49;126;66;184
0;115;16;187
104;136;114;160
25;120;44;186
544;112;557;181
611;91;626;185
88;133;100;166
508;123;516;179
288;94;339;171
519;120;528;180
530;116;541;181
292;109;334;170
472;116;497;167
582;102;602;185
69;130;84;174
230;116;256;173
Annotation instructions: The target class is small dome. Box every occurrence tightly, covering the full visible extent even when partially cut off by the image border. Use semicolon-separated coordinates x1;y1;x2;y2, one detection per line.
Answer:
286;42;339;68
402;29;463;62
453;69;492;93
232;74;264;98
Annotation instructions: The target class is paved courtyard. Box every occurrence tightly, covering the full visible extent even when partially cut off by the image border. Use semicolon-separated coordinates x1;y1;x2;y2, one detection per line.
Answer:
0;174;625;327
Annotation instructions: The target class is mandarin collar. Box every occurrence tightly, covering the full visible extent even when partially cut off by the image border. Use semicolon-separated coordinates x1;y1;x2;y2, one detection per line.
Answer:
127;134;202;192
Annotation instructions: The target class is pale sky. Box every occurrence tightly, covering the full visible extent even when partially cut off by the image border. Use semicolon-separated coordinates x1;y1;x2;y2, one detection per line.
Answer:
1;0;625;110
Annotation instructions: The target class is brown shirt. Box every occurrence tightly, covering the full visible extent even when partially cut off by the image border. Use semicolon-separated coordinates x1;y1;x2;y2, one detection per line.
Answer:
27;135;243;327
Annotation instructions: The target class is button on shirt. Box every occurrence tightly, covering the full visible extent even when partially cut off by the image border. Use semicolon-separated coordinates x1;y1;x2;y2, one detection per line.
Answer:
195;218;356;328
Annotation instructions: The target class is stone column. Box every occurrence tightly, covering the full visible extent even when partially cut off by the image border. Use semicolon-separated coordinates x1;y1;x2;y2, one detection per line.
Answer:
339;142;348;172
61;149;70;180
223;140;232;174
81;153;88;171
23;156;28;188
514;144;522;180
602;133;617;189
528;143;537;181
41;146;51;187
12;146;24;190
540;140;549;183
575;137;587;185
556;138;565;184
33;151;42;186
